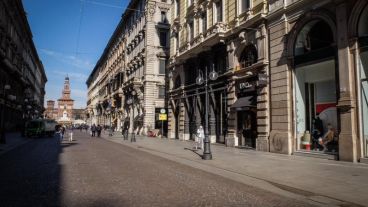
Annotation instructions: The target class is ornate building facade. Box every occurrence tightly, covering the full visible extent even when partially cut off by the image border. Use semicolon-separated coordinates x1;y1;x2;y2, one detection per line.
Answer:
87;0;171;135
168;0;368;163
267;0;368;162
0;0;47;139
168;0;269;149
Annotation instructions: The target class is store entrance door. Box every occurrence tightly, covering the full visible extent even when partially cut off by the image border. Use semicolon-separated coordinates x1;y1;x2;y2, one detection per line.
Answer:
237;110;257;148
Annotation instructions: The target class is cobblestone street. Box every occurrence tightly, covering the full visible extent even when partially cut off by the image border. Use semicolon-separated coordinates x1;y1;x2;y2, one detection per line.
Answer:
0;132;320;207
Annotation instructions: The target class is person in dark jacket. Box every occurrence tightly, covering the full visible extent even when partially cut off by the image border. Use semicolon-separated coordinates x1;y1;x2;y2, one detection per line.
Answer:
96;125;102;137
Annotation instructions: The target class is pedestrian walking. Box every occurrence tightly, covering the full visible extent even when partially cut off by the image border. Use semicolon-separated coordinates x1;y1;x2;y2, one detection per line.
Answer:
91;124;96;137
97;124;102;137
60;125;66;141
69;127;74;142
195;125;204;150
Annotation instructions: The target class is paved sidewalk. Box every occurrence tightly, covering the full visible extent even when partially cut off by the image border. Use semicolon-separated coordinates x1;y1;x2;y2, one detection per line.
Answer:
100;132;368;207
0;132;30;155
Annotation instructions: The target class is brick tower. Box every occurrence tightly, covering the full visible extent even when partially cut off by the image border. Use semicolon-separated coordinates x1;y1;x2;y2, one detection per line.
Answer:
57;76;74;122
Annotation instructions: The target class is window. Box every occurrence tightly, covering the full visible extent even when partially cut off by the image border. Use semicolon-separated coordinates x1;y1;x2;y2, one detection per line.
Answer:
159;30;168;47
189;20;194;41
174;33;179;51
158;86;165;99
161;11;167;23
239;0;250;14
159;59;166;74
240;45;258;68
176;0;180;16
187;0;192;6
202;12;207;33
215;1;223;23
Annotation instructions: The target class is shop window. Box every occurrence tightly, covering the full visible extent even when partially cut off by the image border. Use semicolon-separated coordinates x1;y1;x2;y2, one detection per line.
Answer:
239;44;257;68
295;59;338;152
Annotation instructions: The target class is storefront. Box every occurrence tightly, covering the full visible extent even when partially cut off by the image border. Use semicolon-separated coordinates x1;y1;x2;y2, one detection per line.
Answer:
292;19;339;154
232;74;267;148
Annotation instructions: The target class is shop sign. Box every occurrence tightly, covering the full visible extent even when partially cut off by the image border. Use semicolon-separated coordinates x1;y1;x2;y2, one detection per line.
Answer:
236;74;268;94
236;80;256;93
159;114;167;121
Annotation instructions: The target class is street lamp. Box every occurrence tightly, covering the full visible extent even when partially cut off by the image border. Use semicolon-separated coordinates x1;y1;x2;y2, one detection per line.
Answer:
196;64;218;160
126;91;136;142
0;84;11;144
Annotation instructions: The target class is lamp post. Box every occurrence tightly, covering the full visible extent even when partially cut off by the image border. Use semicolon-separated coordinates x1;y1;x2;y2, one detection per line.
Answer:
126;91;136;142
196;64;218;160
0;84;11;144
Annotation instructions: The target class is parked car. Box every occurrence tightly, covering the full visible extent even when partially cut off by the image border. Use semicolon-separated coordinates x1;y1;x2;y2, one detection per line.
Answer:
25;119;57;138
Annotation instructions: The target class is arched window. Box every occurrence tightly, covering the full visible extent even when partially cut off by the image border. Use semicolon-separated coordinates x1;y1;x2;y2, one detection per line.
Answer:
239;44;257;68
294;20;334;56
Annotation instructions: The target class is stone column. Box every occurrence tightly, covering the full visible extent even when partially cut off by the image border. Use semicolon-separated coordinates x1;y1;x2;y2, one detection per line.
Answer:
336;2;359;162
226;80;238;147
209;97;216;143
183;104;190;140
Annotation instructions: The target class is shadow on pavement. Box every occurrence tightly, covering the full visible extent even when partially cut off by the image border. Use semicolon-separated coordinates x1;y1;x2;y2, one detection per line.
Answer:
0;135;78;207
184;147;203;158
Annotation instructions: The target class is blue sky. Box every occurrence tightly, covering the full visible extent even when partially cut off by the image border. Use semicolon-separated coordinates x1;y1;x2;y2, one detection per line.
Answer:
23;0;128;108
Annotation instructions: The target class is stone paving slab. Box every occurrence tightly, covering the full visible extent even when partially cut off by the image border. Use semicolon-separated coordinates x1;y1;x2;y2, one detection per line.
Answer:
99;132;368;207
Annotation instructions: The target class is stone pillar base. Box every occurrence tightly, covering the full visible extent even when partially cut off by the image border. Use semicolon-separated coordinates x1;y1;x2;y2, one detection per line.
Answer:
256;135;269;152
339;132;358;162
183;133;190;141
168;131;176;139
269;130;292;155
210;135;216;143
225;133;238;147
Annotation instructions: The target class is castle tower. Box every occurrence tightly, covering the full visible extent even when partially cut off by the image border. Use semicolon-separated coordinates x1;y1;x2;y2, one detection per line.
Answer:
57;76;74;123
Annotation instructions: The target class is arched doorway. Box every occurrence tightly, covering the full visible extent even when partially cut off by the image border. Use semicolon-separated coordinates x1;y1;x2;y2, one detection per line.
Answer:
292;19;339;154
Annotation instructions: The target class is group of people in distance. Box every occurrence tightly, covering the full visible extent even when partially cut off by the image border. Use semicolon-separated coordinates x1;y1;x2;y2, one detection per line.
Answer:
90;124;102;137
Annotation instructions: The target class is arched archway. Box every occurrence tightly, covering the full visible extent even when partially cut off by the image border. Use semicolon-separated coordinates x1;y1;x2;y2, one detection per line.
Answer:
288;13;339;153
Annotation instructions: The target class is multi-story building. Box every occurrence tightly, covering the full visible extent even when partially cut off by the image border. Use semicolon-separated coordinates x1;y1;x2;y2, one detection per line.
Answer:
267;0;368;163
87;0;171;135
168;0;269;149
168;0;368;163
0;0;47;139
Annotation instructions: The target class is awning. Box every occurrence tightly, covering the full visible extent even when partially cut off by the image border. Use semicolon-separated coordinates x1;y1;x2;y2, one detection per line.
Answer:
230;96;256;111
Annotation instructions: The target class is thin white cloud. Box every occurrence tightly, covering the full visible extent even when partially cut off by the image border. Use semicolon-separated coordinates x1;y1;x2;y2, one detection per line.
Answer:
40;48;94;70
